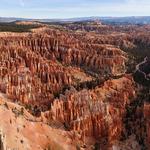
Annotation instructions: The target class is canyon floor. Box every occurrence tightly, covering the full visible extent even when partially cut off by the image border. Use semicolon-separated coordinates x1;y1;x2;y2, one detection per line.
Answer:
0;21;149;150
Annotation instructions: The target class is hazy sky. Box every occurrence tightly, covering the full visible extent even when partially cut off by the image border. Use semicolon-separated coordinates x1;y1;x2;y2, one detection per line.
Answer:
0;0;150;18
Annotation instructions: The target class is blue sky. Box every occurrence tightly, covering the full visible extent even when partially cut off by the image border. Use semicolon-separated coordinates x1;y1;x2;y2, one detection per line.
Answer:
0;0;150;19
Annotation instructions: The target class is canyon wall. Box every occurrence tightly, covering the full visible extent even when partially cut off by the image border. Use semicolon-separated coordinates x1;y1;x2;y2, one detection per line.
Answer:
42;75;136;148
0;30;127;108
0;24;148;149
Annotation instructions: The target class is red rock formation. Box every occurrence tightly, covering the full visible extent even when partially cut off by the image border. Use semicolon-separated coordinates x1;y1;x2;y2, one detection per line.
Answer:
0;44;73;107
0;29;127;107
0;31;127;77
43;76;136;147
0;23;149;149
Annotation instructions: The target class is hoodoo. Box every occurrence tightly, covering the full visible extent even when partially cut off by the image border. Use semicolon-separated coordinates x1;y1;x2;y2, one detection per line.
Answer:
0;18;149;150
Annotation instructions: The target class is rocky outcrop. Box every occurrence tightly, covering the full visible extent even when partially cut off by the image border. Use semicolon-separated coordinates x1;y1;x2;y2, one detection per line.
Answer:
55;45;126;75
0;95;76;150
43;76;136;148
0;44;72;107
0;31;127;76
0;29;127;107
0;22;149;149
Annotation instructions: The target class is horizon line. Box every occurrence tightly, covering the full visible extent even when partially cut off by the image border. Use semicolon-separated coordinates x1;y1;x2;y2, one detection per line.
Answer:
1;15;150;20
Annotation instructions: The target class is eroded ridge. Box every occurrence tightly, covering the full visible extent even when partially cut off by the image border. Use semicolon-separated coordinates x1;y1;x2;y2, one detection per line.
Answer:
0;22;149;150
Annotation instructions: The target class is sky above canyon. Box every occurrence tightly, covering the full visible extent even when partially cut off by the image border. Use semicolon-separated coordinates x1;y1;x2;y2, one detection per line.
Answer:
0;0;150;18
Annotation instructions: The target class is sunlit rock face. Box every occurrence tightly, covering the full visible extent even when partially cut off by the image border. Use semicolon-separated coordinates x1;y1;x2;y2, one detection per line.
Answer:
0;96;75;150
0;44;72;106
0;31;127;76
0;30;127;108
0;22;149;150
42;76;136;147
